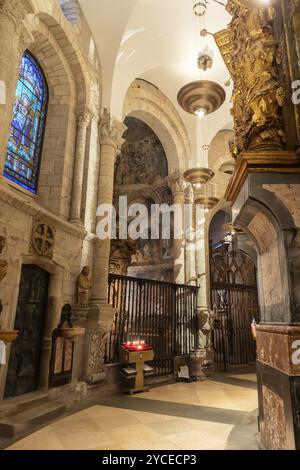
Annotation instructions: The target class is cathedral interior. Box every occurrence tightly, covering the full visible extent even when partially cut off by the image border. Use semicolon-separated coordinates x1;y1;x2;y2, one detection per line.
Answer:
0;0;300;452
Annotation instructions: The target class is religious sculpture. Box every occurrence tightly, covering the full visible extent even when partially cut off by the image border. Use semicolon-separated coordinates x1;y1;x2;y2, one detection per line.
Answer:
214;0;286;154
86;323;109;383
77;266;92;307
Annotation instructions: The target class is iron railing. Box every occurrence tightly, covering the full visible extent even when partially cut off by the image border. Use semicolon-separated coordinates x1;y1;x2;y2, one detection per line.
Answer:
106;274;198;376
210;245;260;370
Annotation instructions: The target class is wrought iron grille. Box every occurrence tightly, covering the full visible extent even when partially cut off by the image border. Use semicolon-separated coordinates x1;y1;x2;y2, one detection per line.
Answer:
106;274;198;376
210;245;259;370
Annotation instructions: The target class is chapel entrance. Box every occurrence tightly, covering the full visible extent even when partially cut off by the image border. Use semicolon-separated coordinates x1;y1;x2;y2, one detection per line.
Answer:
4;265;49;398
210;245;259;371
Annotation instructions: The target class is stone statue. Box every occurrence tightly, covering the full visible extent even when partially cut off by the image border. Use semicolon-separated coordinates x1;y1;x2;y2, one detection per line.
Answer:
77;266;92;307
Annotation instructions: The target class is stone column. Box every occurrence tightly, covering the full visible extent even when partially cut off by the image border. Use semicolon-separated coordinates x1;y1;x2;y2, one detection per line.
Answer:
82;109;126;383
91;110;126;303
184;184;197;285
169;175;186;284
0;0;34;174
194;204;207;309
70;107;93;224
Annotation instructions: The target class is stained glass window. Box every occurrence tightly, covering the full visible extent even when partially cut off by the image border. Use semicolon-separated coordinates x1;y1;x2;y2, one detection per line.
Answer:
4;51;48;194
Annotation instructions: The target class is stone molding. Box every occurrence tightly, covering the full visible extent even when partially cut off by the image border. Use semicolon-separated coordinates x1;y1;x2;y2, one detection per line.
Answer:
0;0;33;28
256;324;300;376
0;178;87;239
225;151;300;203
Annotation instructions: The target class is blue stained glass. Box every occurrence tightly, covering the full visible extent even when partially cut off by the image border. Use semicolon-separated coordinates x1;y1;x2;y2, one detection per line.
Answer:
4;51;48;194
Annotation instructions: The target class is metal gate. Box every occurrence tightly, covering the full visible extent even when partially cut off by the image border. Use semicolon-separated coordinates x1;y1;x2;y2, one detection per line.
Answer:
106;274;198;376
210;246;259;370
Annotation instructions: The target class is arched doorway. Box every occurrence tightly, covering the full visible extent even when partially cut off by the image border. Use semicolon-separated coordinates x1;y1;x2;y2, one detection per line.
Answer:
209;210;260;371
4;265;50;398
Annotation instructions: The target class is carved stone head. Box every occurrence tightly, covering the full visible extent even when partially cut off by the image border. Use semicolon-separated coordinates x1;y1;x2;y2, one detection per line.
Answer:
82;266;90;277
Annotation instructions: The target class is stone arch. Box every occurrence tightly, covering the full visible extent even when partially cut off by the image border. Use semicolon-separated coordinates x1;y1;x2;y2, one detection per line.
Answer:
24;19;77;218
123;80;191;174
29;8;91;108
232;184;299;324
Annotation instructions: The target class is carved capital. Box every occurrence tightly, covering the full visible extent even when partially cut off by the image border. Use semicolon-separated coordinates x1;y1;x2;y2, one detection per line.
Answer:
99;108;127;149
0;0;34;29
168;172;186;199
76;106;93;128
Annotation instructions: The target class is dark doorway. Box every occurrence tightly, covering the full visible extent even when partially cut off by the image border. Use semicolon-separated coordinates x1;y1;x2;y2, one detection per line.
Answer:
4;265;49;399
210;245;259;370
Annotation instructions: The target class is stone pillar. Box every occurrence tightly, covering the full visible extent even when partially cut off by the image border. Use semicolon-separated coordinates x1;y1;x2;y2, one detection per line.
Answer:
70;107;93;224
184;185;197;285
169;175;185;284
91;110;126;303
0;0;34;174
82;110;126;383
195;205;207;309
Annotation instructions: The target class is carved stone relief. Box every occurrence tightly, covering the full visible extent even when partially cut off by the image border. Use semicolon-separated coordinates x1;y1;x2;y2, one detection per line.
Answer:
215;0;285;153
114;117;168;186
87;324;109;380
30;221;55;258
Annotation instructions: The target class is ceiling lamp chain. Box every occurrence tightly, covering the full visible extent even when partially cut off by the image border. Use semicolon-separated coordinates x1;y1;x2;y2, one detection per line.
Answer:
177;1;226;118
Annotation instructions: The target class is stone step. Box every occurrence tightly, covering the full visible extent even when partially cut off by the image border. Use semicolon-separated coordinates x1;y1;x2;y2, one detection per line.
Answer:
0;401;66;438
0;391;49;419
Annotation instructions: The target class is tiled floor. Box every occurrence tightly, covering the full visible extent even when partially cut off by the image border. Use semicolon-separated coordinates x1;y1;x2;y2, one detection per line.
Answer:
7;371;259;450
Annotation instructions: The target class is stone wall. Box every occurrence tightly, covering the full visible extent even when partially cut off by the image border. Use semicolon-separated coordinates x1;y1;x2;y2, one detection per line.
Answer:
0;0;101;401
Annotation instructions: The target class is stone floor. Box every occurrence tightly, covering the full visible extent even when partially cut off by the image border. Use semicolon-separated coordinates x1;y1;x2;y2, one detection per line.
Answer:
7;370;259;451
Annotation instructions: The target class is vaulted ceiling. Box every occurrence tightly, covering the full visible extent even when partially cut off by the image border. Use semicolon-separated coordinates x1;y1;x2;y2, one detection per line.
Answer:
78;0;233;167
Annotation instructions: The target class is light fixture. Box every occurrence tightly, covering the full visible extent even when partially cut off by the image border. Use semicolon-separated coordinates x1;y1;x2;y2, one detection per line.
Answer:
183;168;215;190
195;196;219;211
195;107;207;118
177;80;226;117
177;2;226;118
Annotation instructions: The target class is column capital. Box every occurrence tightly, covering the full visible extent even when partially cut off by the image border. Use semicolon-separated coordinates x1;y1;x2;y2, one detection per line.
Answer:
99;108;127;149
168;171;186;199
75;106;93;127
0;0;34;29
